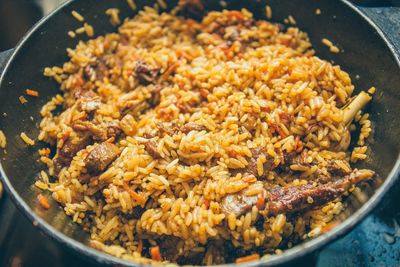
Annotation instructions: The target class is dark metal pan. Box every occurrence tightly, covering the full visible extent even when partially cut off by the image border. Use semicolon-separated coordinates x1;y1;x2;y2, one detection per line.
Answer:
0;0;399;266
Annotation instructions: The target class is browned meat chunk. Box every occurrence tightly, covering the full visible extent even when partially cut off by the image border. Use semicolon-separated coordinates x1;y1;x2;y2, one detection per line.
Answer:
143;132;157;139
53;135;91;173
156;122;180;137
78;91;102;113
144;140;161;159
221;193;258;217
85;142;120;173
231;148;275;178
158;235;182;261
326;160;351;177
134;60;160;84
122;100;151;118
222;169;374;217
283;150;298;166
264;169;375;216
148;84;162;107
180;122;207;133
73;120;121;142
119;205;146;220
84;58;109;81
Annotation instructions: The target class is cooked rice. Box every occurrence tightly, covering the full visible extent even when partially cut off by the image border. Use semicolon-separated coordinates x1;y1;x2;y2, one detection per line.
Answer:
68;31;76;38
287;15;296;25
157;0;168;9
36;7;374;265
75;26;86;34
72;10;85;22
19;96;28;104
0;130;6;149
127;0;137;10
265;5;272;19
322;38;340;53
84;23;95;37
106;8;121;26
20;132;35;146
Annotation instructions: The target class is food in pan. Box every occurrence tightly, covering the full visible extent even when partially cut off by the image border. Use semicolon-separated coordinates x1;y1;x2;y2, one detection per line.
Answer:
36;6;375;265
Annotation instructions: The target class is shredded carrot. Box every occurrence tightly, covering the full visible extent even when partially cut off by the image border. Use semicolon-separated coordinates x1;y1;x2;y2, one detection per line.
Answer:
295;135;304;152
105;136;115;143
199;88;209;98
204;199;210;208
61;130;71;142
256;193;265;210
269;122;288;138
160;62;179;82
26;89;39;97
37;194;50;209
261;106;271;112
150;246;162;261
123;182;146;205
137;239;143;255
322;220;339;233
39;148;51;157
235;254;260;264
75;76;84;86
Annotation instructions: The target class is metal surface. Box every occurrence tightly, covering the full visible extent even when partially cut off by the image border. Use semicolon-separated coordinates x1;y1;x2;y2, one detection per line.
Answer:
1;188;399;266
0;0;399;266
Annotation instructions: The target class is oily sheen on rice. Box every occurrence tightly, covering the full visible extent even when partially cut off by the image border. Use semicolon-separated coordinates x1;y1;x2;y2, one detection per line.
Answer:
37;6;373;265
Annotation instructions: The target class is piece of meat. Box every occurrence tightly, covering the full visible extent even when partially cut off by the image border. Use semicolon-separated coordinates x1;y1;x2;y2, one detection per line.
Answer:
73;120;121;142
158;236;182;261
221;193;258;217
119;206;146;220
84;58;109;81
142;132;157;139
283;151;298;166
84;142;120;173
122;100;151;118
144;140;161;159
222;169;374;217
231;148;275;178
148;85;162;107
79;92;102;113
104;121;122;140
264;169;375;216
53;135;91;173
134;60;160;84
180;122;207;133
326;160;351;177
156;122;180;137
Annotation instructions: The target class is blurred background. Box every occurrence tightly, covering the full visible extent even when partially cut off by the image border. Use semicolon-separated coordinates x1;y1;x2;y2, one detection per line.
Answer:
0;0;399;51
0;0;64;50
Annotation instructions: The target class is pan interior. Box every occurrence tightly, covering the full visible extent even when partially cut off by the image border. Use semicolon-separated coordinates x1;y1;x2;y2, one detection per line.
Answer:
0;0;399;265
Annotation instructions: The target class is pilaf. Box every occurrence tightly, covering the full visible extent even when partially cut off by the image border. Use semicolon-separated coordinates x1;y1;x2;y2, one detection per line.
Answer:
36;7;375;265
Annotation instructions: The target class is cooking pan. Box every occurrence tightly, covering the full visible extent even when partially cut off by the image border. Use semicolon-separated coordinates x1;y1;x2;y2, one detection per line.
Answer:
0;0;399;266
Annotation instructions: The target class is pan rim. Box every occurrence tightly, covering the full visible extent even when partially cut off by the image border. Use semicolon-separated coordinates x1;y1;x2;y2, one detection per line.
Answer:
0;0;399;266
